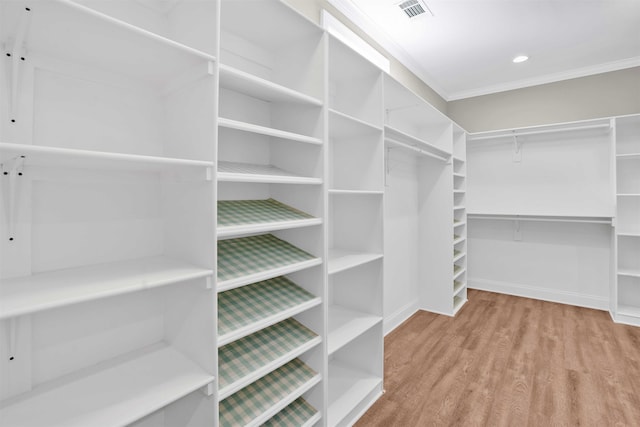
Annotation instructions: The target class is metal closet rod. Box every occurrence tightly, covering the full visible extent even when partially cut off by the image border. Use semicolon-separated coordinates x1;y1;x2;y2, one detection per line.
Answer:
467;213;612;224
385;137;450;162
468;123;611;141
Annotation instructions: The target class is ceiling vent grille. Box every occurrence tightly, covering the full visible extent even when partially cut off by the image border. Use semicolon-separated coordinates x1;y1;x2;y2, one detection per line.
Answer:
398;0;432;18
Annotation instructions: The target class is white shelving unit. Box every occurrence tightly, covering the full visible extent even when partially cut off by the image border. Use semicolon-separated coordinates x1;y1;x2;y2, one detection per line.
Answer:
326;35;384;426
0;1;218;426
216;1;326;425
614;114;640;326
452;125;468;313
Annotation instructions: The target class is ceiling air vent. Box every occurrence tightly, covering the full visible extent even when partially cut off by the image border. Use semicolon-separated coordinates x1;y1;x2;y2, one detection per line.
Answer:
398;0;432;19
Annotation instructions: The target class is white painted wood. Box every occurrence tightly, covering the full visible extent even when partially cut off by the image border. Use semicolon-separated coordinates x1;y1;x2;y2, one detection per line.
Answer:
217;258;323;293
327;306;381;355
327;249;383;275
217;161;322;185
0;346;214;427
327;361;382;427
218;117;323;145
217;218;323;238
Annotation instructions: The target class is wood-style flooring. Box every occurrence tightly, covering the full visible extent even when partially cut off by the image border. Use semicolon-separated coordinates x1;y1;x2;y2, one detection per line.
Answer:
356;289;640;427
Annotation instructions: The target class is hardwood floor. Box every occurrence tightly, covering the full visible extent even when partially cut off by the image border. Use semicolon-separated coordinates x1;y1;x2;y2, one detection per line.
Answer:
356;290;640;427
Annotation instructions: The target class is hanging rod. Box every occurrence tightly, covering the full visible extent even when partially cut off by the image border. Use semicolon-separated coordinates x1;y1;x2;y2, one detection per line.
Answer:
385;138;450;162
467;123;611;141
467;213;612;225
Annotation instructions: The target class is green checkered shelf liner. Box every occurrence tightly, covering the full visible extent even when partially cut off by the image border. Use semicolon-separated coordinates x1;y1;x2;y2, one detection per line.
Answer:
263;397;318;427
218;276;317;336
219;358;317;427
218;199;314;228
219;318;318;390
217;234;316;283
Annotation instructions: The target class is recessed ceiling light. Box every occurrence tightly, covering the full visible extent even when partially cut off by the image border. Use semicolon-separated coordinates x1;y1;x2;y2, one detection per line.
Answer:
513;55;529;63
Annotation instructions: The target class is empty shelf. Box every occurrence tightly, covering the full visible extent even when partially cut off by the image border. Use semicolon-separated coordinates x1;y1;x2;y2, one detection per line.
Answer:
453;295;467;314
618;268;640;278
263;397;320;427
0;256;212;319
453;235;465;245
0;142;213;174
384;125;451;160
218;118;323;145
218;318;321;399
617;305;640;318
328;249;383;275
617;153;640;160
218;276;321;345
217;161;322;184
217;198;320;237
453;251;465;262
328;362;382;427
329;109;382;139
219;65;323;106
454;280;466;296
328;306;381;355
0;346;213;427
454;265;466;280
217;234;321;292
219;358;320;427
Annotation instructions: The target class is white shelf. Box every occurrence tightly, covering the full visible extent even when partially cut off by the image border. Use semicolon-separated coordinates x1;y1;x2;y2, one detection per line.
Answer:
453;190;465;194
7;0;215;87
454;206;466;211
0;346;213;427
219;64;322;106
617;232;640;237
467;213;613;224
453;295;467;314
453;266;466;280
0;256;212;319
328;249;383;275
453;280;466;297
453;251;466;263
218;117;322;145
0;142;213;174
617;153;640;160
453;221;466;228
328;189;384;196
329;109;382;138
328;306;382;355
618;268;640;278
328;362;382;427
453;173;465;178
453;235;466;245
384;125;451;161
217;161;322;185
617;305;640;318
617;193;640;197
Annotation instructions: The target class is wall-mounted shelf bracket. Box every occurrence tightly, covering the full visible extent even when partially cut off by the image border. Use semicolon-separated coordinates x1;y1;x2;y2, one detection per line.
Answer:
205;276;212;290
202;381;215;397
512;134;522;163
4;7;32;124
1;155;25;242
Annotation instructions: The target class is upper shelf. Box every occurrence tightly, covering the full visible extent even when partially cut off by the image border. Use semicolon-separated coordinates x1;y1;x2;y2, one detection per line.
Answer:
218;118;323;146
467;119;612;142
217;234;322;292
217;161;322;185
329;109;383;139
467;212;613;224
0;345;213;427
1;0;215;87
0;142;213;174
0;256;212;319
217;198;321;237
384;125;451;161
219;65;322;106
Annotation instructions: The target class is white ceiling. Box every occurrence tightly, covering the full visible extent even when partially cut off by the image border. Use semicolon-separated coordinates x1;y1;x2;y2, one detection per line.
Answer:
329;0;640;100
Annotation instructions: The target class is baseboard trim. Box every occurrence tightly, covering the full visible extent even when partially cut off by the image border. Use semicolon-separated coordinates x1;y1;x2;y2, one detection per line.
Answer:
384;302;419;336
468;278;609;311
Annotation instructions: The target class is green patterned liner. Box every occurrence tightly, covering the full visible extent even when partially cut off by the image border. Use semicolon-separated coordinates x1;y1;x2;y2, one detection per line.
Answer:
217;234;317;283
219;359;318;427
218;199;314;229
219;318;318;391
263;397;318;427
218;276;317;337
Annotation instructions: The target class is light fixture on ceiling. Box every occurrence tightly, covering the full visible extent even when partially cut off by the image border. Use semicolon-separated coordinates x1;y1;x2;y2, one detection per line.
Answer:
397;0;433;19
513;55;529;63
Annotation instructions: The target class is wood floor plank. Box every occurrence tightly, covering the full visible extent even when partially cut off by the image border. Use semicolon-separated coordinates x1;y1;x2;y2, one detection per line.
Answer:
355;290;640;427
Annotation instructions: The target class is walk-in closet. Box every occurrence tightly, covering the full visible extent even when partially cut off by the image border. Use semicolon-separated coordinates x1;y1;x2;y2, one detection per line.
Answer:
1;0;638;426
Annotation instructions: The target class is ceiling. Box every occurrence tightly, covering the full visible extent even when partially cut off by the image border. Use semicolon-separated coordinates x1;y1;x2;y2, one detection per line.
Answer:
328;0;640;101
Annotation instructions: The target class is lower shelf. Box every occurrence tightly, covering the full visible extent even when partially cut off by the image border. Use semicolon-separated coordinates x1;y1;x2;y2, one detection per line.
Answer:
263;397;321;427
218;318;321;400
219;358;321;427
454;280;465;296
328;306;382;355
328;249;383;275
328;362;382;427
0;346;214;427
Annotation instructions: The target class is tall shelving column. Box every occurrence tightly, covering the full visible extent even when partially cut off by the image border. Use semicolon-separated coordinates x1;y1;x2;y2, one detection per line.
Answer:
326;35;384;427
614;114;640;326
452;125;468;312
0;1;219;425
216;1;326;425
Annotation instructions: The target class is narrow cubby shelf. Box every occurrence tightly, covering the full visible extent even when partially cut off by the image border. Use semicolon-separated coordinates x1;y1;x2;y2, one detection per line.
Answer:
453;235;465;245
328;306;382;355
0;256;212;319
217;234;321;292
454;265;466;280
453;295;467;313
454;205;466;211
618;269;640;278
0;142;213;173
454;220;466;228
219;64;323;106
453;173;465;178
6;0;216;88
263;397;321;427
328;362;382;427
218;117;323;145
218;358;321;427
327;249;383;275
454;280;466;296
217;161;322;185
384;125;451;160
454;251;465;263
0;346;214;427
217;198;321;237
217;276;321;346
218;318;321;400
